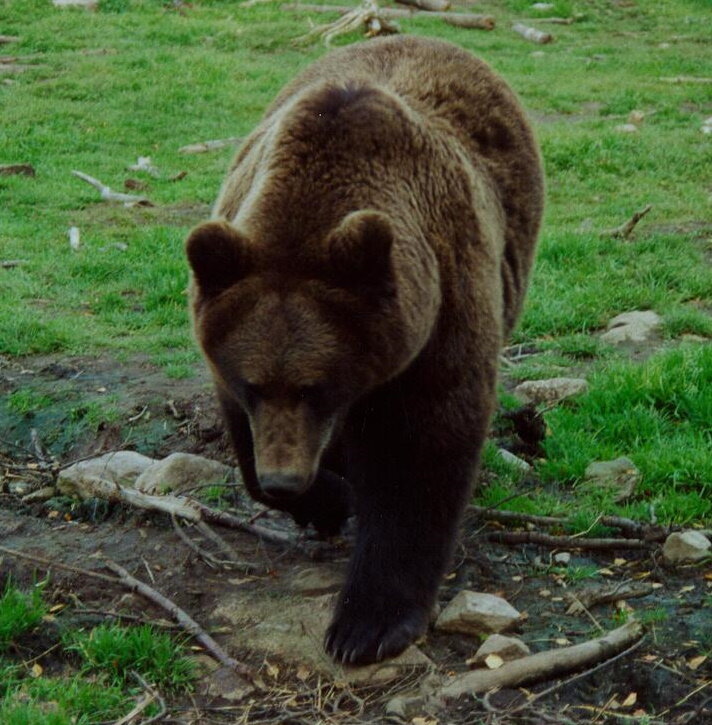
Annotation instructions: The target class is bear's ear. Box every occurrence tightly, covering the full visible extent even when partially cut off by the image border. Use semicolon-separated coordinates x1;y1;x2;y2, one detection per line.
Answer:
327;210;394;288
186;221;251;296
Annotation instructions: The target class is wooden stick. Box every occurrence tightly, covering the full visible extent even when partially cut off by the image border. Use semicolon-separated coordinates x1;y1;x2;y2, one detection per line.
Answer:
395;0;450;11
469;505;667;541
438;619;643;698
601;204;652;240
0;545;120;585
0;35;20;43
512;22;553;44
178;137;242;154
486;530;651;550
103;558;255;678
660;76;712;84
0;163;35;176
72;170;150;204
283;4;495;28
565;582;654;615
1;260;27;268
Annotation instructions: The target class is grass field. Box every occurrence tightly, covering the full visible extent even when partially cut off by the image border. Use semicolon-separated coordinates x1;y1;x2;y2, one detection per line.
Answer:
2;0;711;509
1;1;711;718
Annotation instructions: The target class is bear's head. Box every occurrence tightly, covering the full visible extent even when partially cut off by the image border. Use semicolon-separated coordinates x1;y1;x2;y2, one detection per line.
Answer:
186;211;415;501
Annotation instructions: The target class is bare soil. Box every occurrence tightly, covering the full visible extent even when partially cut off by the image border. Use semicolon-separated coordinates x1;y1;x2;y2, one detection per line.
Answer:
1;355;710;724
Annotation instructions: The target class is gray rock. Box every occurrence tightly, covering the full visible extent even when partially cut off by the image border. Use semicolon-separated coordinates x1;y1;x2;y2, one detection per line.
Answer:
514;377;588;405
600;310;661;345
663;531;711;564
553;552;571;564
291;567;343;596
435;591;521;636
498;448;531;472
385;693;426;720
584;456;640;502
134;452;234;494
21;486;57;503
467;634;530;668
58;451;156;498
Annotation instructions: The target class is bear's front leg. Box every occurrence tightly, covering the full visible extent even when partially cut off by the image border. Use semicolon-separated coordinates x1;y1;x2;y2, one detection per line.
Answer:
325;452;473;665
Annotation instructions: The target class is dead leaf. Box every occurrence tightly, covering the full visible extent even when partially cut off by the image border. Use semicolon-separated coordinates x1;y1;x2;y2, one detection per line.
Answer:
622;692;637;707
31;663;43;678
688;655;707;670
555;637;570;646
265;661;280;679
614;558;627;566
679;585;695;594
296;664;311;681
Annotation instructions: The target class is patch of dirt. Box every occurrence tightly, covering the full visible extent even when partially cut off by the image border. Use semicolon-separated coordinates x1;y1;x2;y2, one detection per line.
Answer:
1;355;711;723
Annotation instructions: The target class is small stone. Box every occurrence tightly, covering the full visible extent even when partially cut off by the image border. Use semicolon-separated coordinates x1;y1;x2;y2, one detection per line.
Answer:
663;531;711;564
600;310;662;345
553;552;571;564
514;377;588;405
435;591;521;636
58;451;156;498
466;634;531;668
21;486;57;503
134;452;234;494
498;448;531;472
202;665;254;702
385;693;426;720
291;567;343;596
584;456;640;502
615;123;639;133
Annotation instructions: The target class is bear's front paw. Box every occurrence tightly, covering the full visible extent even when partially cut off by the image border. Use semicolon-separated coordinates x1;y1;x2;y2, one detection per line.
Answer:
324;598;428;665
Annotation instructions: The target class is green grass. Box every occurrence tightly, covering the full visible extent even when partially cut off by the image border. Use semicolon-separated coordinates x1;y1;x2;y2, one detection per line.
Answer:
66;623;195;690
0;582;196;724
2;1;710;525
0;580;47;651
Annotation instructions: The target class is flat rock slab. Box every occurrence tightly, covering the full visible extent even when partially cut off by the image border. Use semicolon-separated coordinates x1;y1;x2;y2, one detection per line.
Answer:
58;450;156;498
514;377;588;405
213;589;434;685
134;452;235;494
601;310;662;344
435;591;521;636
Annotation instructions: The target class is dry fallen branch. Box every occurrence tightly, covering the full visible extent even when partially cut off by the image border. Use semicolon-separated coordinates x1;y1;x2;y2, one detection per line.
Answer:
103;558;255;678
469;505;668;541
529;16;576;25
512;22;553;44
566;582;655;614
395;0;449;10
178;137;242;154
0;163;35;176
72;170;151;205
0;545;120;585
0;35;20;43
284;4;495;30
486;530;652;550
601;204;653;240
295;0;399;45
438;618;644;698
1;259;28;268
660;76;712;84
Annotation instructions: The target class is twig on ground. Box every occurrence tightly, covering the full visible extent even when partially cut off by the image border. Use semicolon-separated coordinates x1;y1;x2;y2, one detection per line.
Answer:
1;259;28;268
0;35;20;43
565;581;655;614
72;170;152;205
125;671;167;725
395;0;450;10
437;618;644;698
469;505;668;541
284;3;495;30
295;0;400;45
0;546;120;584
486;530;652;550
0;163;35;176
601;204;653;239
112;678;158;725
660;76;712;84
103;557;255;678
512;22;553;44
178;137;242;154
529;16;577;25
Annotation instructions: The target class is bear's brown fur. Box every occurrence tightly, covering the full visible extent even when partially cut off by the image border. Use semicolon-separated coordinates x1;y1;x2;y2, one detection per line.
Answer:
187;36;544;665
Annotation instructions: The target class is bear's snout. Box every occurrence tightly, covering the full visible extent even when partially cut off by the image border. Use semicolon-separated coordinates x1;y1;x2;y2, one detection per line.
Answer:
259;471;311;500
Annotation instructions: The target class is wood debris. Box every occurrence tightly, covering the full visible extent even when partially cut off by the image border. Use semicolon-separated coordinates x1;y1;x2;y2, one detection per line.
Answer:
601;204;652;240
178;137;242;154
0;163;35;176
0;35;20;44
72;170;152;205
395;0;450;10
512;22;553;43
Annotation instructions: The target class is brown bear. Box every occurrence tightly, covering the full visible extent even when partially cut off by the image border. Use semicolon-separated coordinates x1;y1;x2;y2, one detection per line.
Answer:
186;35;544;665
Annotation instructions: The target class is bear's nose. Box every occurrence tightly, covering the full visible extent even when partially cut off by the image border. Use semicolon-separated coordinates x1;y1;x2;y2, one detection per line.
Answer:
259;472;307;499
